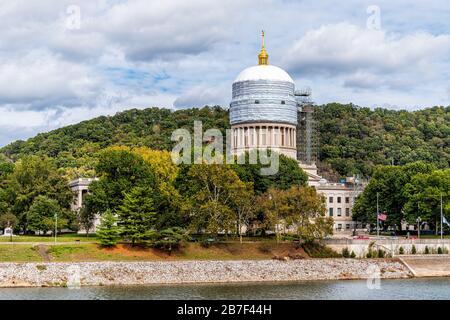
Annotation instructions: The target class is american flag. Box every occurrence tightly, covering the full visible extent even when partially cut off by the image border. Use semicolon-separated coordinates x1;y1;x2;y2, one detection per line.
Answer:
378;212;387;221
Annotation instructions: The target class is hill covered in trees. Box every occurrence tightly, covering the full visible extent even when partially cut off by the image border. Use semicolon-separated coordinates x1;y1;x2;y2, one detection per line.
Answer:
1;104;448;179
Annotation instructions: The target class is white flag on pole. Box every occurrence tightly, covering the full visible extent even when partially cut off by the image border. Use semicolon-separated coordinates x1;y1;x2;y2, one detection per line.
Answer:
443;216;450;227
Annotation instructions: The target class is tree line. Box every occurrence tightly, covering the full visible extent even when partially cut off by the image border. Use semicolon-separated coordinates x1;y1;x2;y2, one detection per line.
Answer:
0;148;333;248
353;162;449;232
1;104;448;181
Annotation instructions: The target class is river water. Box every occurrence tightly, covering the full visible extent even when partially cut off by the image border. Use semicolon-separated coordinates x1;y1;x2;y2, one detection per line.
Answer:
0;278;449;299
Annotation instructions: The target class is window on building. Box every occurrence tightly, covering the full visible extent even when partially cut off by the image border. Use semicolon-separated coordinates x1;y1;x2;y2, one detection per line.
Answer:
346;208;350;217
329;197;333;203
337;197;341;203
329;208;333;217
345;197;350;204
337;208;342;216
337;224;342;230
281;100;285;104
255;100;260;104
346;224;350;230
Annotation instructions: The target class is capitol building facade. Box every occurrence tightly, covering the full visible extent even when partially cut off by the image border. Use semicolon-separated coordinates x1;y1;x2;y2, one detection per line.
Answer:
229;32;364;234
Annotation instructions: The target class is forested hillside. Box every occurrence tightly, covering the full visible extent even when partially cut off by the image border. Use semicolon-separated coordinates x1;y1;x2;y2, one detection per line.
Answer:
1;104;448;179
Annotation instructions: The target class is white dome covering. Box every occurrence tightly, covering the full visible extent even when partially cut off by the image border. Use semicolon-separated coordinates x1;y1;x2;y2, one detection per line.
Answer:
234;65;294;83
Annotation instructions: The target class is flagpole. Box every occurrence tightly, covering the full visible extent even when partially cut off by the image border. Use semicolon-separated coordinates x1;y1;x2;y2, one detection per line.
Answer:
441;193;444;240
377;192;379;238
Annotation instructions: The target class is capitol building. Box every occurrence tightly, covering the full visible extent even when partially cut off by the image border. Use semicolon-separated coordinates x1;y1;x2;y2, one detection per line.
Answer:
229;32;364;233
70;32;364;235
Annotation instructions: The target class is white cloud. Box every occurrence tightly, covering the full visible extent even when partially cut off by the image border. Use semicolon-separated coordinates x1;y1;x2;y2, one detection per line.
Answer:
0;50;100;109
284;23;450;78
174;84;228;109
0;0;449;147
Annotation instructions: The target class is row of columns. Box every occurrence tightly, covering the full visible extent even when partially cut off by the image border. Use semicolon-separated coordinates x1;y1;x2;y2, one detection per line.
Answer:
232;124;296;149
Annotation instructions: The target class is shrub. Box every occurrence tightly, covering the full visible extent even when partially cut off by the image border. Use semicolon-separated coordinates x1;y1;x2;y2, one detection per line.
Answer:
350;251;356;258
153;227;188;253
302;242;341;258
438;247;443;254
377;249;385;258
366;250;373;258
411;245;417;254
425;246;430;254
258;243;272;254
398;246;404;255
342;247;350;258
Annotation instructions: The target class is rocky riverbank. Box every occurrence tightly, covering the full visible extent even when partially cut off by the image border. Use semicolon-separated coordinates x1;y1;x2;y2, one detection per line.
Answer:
0;259;412;287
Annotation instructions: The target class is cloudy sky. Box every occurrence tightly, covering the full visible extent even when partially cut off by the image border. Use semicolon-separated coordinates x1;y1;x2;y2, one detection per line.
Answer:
0;0;449;146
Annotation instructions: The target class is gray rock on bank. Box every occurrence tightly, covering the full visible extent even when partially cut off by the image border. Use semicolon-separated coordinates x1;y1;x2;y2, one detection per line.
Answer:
0;259;412;287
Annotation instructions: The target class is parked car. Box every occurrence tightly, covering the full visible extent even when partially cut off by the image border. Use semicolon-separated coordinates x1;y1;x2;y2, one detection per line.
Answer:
354;235;370;240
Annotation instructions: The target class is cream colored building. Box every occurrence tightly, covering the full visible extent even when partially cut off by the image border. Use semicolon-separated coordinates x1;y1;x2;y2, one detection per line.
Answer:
231;33;365;234
69;178;100;233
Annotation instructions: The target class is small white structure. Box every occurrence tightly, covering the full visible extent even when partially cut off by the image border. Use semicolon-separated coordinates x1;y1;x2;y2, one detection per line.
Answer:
69;177;101;233
2;227;13;237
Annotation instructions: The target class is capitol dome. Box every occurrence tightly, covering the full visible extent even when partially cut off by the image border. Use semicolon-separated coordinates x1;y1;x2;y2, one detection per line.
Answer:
229;31;298;160
234;65;294;84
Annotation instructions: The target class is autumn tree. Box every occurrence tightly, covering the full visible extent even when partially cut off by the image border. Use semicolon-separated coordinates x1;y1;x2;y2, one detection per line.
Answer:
185;164;253;236
259;186;332;242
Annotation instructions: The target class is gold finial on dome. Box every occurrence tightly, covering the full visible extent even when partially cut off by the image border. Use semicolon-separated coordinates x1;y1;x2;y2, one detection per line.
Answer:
258;30;269;65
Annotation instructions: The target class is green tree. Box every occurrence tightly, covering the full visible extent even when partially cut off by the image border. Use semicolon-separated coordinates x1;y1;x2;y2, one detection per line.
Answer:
1;156;73;232
26;196;67;234
153;227;188;254
85;148;155;214
78;206;96;236
353;162;436;227
232;151;308;194
0;213;19;229
403;169;450;231
97;209;121;247
117;186;157;246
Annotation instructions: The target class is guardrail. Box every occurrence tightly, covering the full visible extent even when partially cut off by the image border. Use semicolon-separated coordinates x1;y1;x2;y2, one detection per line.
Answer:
322;238;450;245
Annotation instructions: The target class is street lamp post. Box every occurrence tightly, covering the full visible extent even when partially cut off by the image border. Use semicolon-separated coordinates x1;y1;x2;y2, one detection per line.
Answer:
54;212;58;244
417;216;421;239
376;192;379;238
441;193;444;240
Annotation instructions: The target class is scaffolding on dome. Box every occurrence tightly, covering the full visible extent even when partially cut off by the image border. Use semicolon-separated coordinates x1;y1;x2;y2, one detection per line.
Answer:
295;87;318;165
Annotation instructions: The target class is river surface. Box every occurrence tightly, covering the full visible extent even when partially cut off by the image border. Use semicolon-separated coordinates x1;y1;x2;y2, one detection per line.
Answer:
0;278;449;299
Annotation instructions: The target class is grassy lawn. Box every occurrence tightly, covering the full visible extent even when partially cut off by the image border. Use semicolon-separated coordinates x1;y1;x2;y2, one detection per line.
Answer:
0;241;339;263
0;233;97;243
0;245;43;262
45;242;304;262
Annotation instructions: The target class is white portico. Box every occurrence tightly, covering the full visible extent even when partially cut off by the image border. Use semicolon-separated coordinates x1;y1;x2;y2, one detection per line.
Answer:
69;178;98;211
